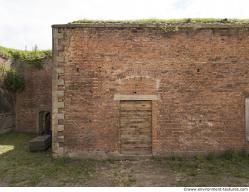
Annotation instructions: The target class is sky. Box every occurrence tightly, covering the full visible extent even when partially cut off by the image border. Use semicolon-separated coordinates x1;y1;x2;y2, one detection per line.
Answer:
1;0;249;50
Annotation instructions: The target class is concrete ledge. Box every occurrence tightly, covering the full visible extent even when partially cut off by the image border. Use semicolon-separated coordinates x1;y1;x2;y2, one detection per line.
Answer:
114;94;159;101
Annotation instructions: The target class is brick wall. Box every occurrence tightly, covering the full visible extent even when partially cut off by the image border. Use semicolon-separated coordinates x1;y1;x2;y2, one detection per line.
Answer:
52;23;249;158
0;57;15;134
0;113;15;134
15;58;52;133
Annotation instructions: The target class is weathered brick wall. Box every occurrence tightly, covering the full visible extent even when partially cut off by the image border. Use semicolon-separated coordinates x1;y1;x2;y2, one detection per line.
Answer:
0;113;15;134
15;58;52;133
0;56;15;134
52;24;249;158
0;55;52;134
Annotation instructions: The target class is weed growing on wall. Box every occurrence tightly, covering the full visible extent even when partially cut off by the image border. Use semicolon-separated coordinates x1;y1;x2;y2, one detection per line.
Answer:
0;46;52;70
0;67;24;92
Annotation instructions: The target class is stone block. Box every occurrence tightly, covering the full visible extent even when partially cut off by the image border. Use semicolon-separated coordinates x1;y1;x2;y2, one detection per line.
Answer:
29;135;52;152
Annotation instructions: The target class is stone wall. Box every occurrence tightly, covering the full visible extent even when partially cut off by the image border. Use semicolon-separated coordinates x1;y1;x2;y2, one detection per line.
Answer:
52;23;249;158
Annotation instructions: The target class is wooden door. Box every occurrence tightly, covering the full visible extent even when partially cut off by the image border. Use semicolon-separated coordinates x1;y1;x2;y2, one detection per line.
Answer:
120;100;152;155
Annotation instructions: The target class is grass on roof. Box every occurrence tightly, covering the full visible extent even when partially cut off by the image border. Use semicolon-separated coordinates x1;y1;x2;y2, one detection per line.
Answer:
0;46;51;60
0;46;52;69
71;18;249;24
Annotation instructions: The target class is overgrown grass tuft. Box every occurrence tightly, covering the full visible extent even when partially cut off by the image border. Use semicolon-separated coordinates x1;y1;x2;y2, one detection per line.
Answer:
71;18;249;24
2;68;25;92
0;46;52;69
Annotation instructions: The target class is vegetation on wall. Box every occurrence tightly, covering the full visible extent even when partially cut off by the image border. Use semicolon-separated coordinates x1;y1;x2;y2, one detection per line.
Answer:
0;66;24;92
71;18;249;24
0;45;51;92
0;46;52;70
71;18;249;34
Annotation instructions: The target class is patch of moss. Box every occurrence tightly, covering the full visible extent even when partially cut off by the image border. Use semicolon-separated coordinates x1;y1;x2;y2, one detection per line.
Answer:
0;46;52;70
2;68;24;92
71;18;249;24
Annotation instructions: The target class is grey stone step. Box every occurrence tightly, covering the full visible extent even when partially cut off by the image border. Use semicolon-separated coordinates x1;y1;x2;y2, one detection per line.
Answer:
29;135;51;152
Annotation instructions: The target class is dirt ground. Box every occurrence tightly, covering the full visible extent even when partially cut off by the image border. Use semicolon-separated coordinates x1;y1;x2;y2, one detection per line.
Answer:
1;133;249;187
84;159;176;187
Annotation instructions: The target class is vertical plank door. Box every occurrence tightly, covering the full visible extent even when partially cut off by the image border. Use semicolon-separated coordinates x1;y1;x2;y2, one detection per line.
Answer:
120;100;152;155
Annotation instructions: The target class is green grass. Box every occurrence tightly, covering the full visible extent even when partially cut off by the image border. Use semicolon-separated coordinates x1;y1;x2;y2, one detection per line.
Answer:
0;46;51;60
71;18;249;24
155;152;249;186
0;46;51;69
0;132;97;186
1;132;249;186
